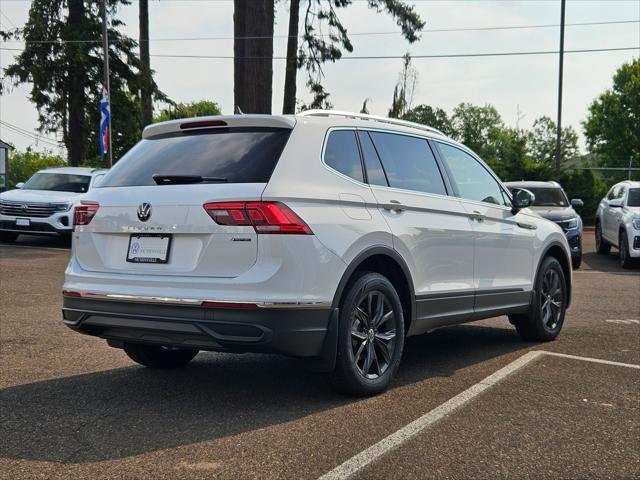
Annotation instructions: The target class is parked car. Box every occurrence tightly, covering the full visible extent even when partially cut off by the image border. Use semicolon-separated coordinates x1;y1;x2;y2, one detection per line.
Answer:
505;181;583;269
62;111;573;396
0;167;107;242
595;180;640;268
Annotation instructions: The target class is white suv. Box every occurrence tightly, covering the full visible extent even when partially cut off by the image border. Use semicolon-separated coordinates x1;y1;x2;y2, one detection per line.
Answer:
62;111;572;395
595;180;640;268
0;167;106;242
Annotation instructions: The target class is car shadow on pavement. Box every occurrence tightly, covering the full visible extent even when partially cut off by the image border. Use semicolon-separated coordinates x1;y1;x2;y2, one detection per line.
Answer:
0;323;529;464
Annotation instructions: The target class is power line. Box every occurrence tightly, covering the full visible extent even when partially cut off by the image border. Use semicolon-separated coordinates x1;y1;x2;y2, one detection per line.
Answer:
3;19;638;44
2;45;637;60
0;120;61;148
149;46;640;60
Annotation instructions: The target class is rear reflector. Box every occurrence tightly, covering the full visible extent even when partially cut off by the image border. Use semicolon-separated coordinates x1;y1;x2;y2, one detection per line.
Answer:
73;201;99;227
203;201;312;235
180;120;228;129
201;301;259;309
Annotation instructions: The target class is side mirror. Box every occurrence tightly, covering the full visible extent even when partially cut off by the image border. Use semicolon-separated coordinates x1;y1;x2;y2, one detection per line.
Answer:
609;198;623;208
570;198;584;209
15;182;24;189
511;188;535;214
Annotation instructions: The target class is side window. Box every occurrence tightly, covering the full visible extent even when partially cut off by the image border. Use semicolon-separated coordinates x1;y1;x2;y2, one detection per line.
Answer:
368;131;447;195
437;142;509;207
616;186;626;200
607;186;620;200
92;174;105;188
358;131;388;186
324;130;364;183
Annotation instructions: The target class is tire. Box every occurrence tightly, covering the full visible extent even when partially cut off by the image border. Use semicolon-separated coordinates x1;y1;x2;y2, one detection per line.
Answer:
619;231;635;269
509;256;567;342
333;272;405;396
571;253;582;270
123;343;198;369
595;221;610;255
0;231;18;243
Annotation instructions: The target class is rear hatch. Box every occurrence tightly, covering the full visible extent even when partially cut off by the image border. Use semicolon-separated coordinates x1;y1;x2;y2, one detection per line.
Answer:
74;117;294;277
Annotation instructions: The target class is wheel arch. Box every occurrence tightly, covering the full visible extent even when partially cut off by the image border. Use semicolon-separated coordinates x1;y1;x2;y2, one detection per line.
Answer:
537;241;572;307
331;246;416;334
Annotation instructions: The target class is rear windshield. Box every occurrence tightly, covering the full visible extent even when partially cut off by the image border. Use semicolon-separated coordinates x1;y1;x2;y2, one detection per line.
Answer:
628;188;640;207
23;173;91;193
524;187;568;207
99;127;291;187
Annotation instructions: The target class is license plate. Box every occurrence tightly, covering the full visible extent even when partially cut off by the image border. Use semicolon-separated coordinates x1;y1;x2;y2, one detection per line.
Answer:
16;218;30;227
126;234;172;264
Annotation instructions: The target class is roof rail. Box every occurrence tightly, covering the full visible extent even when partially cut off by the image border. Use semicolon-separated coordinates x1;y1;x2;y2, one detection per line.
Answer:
297;109;446;136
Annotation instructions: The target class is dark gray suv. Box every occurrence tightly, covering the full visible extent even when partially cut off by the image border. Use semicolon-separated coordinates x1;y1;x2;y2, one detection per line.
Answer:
505;181;583;269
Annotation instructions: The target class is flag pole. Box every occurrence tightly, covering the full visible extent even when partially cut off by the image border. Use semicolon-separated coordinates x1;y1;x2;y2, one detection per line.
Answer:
101;0;113;168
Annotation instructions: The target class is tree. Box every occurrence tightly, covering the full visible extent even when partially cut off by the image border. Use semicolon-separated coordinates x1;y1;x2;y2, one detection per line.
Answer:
388;52;417;118
282;0;300;114
450;103;503;165
528;116;579;166
283;0;424;112
139;0;152;127
234;0;274;113
2;0;165;165
402;104;454;136
153;100;222;123
583;59;640;177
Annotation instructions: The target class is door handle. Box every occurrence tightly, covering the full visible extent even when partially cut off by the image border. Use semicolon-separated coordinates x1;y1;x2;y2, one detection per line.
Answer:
383;200;405;212
468;210;485;222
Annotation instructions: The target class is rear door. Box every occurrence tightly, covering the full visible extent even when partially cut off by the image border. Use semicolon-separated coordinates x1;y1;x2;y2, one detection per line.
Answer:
433;141;535;315
359;130;476;333
74;126;291;277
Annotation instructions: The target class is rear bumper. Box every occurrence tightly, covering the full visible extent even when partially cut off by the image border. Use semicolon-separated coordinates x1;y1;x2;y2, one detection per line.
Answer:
62;296;338;367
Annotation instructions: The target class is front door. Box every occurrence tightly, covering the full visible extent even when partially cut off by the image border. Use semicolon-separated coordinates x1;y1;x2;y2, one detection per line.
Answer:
433;141;535;317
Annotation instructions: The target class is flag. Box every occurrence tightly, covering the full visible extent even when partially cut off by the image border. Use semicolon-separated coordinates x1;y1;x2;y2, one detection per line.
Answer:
99;84;110;156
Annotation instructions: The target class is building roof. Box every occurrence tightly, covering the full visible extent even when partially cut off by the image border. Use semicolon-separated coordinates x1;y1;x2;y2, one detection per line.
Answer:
0;140;15;150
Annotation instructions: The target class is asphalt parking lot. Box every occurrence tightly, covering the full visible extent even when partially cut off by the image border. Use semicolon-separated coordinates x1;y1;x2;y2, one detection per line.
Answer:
1;233;638;480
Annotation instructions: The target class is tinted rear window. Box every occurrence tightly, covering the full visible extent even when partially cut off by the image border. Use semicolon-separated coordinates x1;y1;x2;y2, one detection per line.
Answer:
323;130;364;182
369;131;447;195
99;128;291;187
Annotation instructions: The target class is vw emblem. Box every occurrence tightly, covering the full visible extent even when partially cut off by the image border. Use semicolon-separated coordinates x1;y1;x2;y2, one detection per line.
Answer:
22;204;28;211
137;202;152;222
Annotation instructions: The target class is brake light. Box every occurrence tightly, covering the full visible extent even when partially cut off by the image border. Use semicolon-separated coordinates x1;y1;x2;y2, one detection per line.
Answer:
203;201;312;234
73;201;99;227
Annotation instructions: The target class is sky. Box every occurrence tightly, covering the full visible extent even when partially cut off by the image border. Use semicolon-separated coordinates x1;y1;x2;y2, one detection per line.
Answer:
0;0;639;157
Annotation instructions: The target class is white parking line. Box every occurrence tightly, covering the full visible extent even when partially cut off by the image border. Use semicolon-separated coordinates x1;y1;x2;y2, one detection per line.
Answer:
318;350;640;480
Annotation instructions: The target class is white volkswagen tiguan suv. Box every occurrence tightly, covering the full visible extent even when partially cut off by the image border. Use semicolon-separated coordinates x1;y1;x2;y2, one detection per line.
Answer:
63;111;572;395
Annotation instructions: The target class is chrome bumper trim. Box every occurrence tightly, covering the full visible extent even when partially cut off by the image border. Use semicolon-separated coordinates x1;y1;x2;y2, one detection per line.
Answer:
62;291;331;309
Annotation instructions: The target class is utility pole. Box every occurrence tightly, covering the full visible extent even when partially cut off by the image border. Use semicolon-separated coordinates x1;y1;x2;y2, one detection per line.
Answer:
554;0;566;178
101;0;113;167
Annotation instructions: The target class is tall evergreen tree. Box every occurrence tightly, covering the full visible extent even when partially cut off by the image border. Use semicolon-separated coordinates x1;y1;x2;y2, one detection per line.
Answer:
2;0;165;165
139;0;153;127
234;0;274;113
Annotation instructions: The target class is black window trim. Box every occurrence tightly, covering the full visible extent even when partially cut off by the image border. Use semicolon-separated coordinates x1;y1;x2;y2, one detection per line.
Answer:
356;127;452;199
431;138;514;211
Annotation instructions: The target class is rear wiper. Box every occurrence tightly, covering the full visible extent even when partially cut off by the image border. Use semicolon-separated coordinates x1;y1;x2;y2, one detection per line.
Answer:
152;174;228;185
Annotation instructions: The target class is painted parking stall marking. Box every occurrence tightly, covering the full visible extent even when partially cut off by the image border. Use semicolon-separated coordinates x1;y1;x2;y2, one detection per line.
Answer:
318;350;640;480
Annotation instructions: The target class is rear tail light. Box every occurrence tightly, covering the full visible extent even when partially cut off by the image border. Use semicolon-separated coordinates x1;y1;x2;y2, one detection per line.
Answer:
203;201;312;235
73;201;99;227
